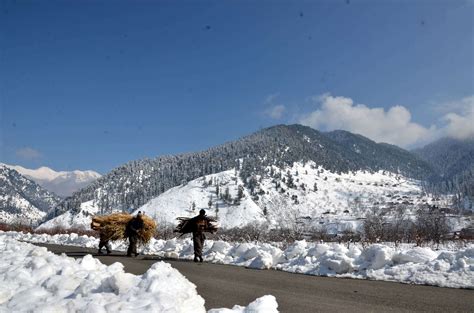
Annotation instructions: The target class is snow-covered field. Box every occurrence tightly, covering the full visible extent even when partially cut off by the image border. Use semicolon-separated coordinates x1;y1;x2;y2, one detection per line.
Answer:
0;235;278;312
3;231;473;289
40;162;468;232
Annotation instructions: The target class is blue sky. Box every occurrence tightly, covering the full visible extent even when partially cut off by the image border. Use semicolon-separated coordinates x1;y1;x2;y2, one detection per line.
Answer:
1;0;473;173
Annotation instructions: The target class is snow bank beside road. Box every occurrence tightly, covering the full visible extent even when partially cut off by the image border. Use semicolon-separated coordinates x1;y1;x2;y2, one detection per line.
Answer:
0;236;278;313
208;295;278;313
2;231;473;289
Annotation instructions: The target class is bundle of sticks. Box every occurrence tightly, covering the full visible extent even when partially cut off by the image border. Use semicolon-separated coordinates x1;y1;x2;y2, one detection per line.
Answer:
91;212;157;244
174;216;219;234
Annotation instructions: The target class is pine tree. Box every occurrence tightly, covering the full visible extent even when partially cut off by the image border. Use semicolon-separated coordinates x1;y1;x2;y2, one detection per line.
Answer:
224;187;230;202
237;185;244;200
286;170;294;188
234;185;244;204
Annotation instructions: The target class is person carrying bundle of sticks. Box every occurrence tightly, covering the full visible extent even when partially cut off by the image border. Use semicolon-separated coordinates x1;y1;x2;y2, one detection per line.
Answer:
175;209;218;262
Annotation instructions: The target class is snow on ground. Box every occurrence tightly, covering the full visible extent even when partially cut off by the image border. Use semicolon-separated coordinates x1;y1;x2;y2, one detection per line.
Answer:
208;296;278;313
0;235;278;313
134;162;429;231
3;231;473;289
253;162;464;233
137;161;465;232
139;170;266;229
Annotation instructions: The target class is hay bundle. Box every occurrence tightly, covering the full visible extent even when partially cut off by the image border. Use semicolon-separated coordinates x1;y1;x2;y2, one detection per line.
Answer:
137;215;157;244
174;216;218;234
91;213;131;241
91;213;157;244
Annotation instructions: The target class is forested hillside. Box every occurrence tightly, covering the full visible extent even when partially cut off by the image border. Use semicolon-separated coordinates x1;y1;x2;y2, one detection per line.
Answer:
413;137;474;207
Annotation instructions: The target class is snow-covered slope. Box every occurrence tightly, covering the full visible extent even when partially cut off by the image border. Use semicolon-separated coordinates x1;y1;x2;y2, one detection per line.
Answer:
36;200;100;230
139;170;266;228
40;161;457;231
136;162;446;231
2;164;101;197
0;165;61;225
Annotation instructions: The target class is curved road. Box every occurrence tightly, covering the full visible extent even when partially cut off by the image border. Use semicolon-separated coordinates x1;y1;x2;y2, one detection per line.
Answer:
36;243;473;313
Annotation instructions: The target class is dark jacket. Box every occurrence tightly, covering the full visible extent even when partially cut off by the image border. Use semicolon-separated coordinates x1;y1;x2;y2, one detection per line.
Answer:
126;216;144;236
191;215;210;234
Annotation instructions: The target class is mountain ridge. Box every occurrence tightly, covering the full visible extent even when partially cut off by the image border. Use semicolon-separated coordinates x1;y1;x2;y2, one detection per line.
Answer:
1;164;101;197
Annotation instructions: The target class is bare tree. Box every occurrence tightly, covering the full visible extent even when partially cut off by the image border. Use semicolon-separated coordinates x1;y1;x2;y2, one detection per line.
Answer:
363;207;385;243
415;205;450;246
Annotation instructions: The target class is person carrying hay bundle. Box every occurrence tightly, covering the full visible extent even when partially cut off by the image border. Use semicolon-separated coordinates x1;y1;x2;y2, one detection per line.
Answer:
126;211;144;257
91;211;157;257
91;212;131;255
175;209;218;262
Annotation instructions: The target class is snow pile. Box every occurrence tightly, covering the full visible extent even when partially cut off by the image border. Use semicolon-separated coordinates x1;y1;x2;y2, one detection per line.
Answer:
200;239;472;289
2;231;473;289
208;295;278;313
0;236;278;313
0;237;204;312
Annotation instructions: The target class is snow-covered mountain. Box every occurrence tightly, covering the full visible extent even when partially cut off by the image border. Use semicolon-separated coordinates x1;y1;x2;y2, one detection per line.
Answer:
40;124;474;232
0;165;62;225
41;161;462;232
44;124;435;224
1;164;101;197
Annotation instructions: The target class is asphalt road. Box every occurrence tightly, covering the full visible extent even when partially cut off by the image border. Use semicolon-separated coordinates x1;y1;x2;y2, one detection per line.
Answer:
36;243;473;313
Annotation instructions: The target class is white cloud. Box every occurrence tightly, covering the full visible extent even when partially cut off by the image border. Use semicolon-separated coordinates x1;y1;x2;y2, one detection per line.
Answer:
264;93;280;105
265;105;286;119
263;93;286;120
298;93;437;147
439;95;474;140
16;147;42;160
